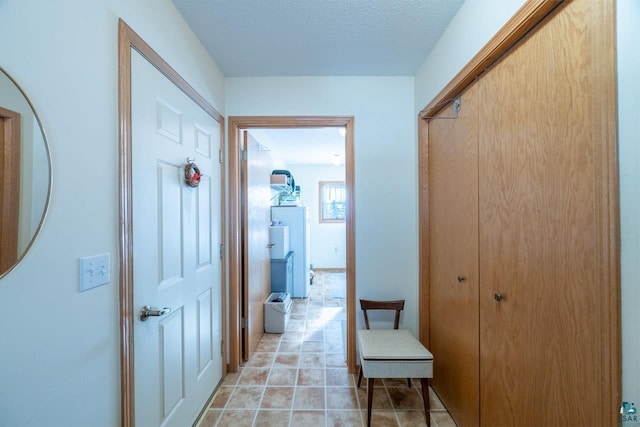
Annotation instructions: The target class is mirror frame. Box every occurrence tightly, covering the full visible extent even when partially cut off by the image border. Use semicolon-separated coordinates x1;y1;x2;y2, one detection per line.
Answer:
0;66;52;279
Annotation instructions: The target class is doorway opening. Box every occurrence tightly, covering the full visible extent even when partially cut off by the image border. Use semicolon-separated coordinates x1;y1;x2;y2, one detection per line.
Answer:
227;116;356;374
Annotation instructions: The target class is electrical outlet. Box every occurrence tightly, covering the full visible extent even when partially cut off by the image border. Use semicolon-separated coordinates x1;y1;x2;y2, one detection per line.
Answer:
79;253;110;292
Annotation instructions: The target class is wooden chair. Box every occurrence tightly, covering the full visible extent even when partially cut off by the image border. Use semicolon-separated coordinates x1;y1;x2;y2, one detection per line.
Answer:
357;299;411;388
357;299;433;427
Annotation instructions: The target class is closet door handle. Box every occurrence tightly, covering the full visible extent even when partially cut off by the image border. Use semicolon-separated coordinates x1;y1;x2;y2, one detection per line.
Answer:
493;293;503;302
457;275;466;283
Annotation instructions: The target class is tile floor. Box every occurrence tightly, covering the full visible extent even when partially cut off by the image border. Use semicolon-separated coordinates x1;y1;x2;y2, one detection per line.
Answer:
196;271;455;427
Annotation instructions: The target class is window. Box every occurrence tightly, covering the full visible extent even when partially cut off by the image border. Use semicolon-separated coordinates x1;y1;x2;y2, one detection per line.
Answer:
319;181;346;222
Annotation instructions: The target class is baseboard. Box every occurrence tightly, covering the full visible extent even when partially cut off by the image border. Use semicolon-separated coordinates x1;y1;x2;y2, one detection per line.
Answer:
313;268;346;273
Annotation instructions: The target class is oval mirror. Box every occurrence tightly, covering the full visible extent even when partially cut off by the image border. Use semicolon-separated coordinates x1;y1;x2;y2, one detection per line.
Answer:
0;66;51;278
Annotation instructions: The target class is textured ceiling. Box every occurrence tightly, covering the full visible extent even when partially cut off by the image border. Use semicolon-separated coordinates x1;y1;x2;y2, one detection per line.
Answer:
172;0;465;77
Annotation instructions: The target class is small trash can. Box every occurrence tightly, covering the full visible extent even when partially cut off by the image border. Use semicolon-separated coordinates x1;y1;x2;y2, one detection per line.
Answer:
264;292;292;333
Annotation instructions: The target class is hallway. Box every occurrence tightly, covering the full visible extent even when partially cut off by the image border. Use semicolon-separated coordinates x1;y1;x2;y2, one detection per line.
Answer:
197;271;454;426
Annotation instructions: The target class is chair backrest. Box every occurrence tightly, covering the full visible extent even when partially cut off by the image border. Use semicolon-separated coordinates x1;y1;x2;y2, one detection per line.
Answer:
359;299;405;330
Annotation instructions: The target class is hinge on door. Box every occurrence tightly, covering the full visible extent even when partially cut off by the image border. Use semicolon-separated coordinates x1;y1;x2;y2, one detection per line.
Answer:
221;340;224;356
219;243;224;260
241;150;247;161
241;317;247;328
218;149;223;164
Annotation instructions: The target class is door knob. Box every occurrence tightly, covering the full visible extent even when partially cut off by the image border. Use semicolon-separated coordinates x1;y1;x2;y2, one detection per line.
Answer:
267;243;275;248
457;275;466;283
493;293;503;302
140;305;171;321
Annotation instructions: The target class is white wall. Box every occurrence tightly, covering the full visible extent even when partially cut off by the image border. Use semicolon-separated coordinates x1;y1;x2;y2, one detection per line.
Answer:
0;1;225;426
287;164;346;269
414;0;526;113
618;0;640;412
226;77;418;333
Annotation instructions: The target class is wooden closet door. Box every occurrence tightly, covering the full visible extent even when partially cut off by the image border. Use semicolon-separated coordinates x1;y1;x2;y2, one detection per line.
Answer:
477;1;616;425
429;85;479;427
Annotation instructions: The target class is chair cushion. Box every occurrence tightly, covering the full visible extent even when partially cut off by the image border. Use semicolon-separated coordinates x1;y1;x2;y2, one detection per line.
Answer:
358;329;433;361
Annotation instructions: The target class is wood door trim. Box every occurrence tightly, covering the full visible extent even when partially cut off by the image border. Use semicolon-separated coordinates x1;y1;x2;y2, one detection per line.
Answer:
117;19;226;427
419;0;563;119
227;115;357;373
590;0;620;418
0;107;20;274
417;117;429;346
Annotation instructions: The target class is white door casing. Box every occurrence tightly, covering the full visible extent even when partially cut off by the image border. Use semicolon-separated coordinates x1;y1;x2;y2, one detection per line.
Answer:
131;50;222;427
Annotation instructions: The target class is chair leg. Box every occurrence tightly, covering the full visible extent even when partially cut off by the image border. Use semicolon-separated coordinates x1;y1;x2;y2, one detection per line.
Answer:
367;377;375;427
420;378;431;427
407;378;412;388
357;365;363;388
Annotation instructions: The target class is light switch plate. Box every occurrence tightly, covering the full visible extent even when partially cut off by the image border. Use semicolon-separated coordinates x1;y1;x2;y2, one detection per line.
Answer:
79;253;110;292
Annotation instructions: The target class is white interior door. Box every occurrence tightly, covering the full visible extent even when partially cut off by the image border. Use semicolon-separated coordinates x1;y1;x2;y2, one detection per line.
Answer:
131;50;222;427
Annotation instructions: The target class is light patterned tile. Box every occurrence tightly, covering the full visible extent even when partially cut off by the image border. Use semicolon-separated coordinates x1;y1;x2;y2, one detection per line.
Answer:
216;409;256;427
326;387;359;409
384;378;411;388
226;386;264;409
267;368;298;386
287;320;306;331
209;386;233;408
194;272;456;427
279;340;303;353
297;368;325;386
197;409;222;427
387;386;424;410
255;410;291;426
222;371;241;386
282;330;305;341
326;368;353;386
302;340;325;352
429;387;446;411
299;352;325;368
291;410;326;425
356;385;393;410
274;353;300;368
396;410;429;427
327;410;364;427
305;331;324;341
432;411;457;427
260;333;282;341
260;387;294;409
237;367;270;386
367;410;400;426
306;320;325;331
245;352;275;368
293;387;325;410
325;353;347;367
325;340;344;354
255;339;280;352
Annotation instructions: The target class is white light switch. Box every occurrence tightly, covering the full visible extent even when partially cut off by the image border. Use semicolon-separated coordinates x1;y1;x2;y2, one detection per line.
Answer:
79;253;111;292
